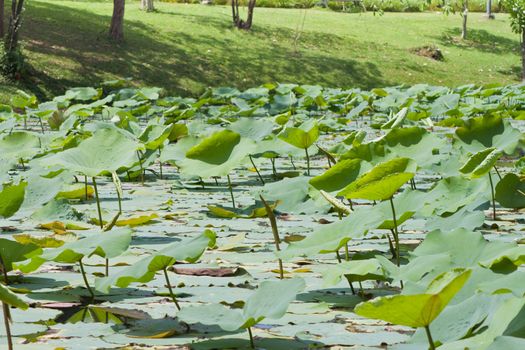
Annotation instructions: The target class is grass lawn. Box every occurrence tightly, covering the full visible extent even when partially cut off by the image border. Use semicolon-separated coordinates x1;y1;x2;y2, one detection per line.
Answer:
0;1;521;101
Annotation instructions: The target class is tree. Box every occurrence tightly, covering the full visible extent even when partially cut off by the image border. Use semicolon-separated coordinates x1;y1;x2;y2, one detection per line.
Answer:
141;0;154;12
486;0;495;19
231;0;256;30
503;0;525;80
1;0;25;78
109;0;125;41
0;0;5;37
442;0;469;40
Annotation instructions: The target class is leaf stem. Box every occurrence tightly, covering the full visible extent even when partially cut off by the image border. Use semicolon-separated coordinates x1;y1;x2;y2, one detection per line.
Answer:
290;156;296;170
488;171;496;221
227;174;236;208
260;195;284;279
2;302;13;350
247;326;255;349
389;197;400;267
79;259;95;300
84;175;88;201
304;147;310;176
158;148;163;180
136;151;145;185
92;177;103;229
424;325;436;350
270;157;277;177
249;155;265;185
163;267;181;310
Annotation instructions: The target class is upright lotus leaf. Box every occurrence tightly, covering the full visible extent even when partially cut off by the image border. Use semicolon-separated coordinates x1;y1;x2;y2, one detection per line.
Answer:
0;131;42;161
0;182;27;218
355;269;471;350
338;158;415;200
0;283;28;310
381;107;408;129
460;148;502;178
0;239;39;273
95;230;216;293
278;122;319;175
278;123;319;150
178;130;256;178
15;228;133;273
228;118;274;141
455;115;521;154
43;128;140;176
278;206;386;259
495;173;525;209
309;159;371;193
322;258;390;287
177;278;305;345
138;123;173;150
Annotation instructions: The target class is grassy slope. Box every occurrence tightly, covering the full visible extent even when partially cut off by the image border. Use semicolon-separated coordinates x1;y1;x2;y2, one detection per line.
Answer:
0;0;521;101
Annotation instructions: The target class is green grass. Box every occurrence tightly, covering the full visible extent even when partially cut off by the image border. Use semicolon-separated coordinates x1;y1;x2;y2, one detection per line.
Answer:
0;0;521;101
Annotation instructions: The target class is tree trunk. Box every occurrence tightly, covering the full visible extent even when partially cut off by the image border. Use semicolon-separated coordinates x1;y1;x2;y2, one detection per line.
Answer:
485;0;494;19
231;0;256;30
109;0;125;41
521;30;525;81
461;0;468;40
141;0;154;12
0;0;5;37
5;0;24;52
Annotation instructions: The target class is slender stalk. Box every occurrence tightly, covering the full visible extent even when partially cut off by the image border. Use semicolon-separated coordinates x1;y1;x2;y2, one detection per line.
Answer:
2;302;13;350
84;176;88;201
387;230;396;259
347;199;354;211
249;155;265;184
270;157;277;177
335;250;342;263
92;177;103;229
19;158;25;171
213;177;219;186
344;275;356;295
494;166;502;180
389;197;400;267
304;147;310;176
136;151;145;185
247;326;255;349
358;281;364;295
260;195;284;279
488;171;496;220
163;268;181;310
158;148;163;180
79;259;95;300
290;156;296;170
424;325;436;350
39;118;45;134
344;243;350;261
227;174;236;208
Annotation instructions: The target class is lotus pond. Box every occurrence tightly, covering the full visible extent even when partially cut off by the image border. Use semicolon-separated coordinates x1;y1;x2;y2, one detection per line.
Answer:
0;82;525;350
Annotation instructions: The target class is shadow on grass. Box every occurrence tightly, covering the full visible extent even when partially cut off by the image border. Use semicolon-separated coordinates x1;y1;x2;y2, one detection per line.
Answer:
438;28;519;54
20;1;390;100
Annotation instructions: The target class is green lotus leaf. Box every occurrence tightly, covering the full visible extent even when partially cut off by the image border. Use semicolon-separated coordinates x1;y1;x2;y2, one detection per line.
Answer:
495;173;525;209
460;148;502;178
309;159;371;193
355;269;471;328
455;116;521;154
0;181;27;218
322;259;389;287
95;230;216;293
43;128;140;177
0;239;39;272
338;158;415;200
177;278;305;331
0;283;28;310
278;123;319;149
0;131;42;161
15;228;132;273
178;130;256;178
